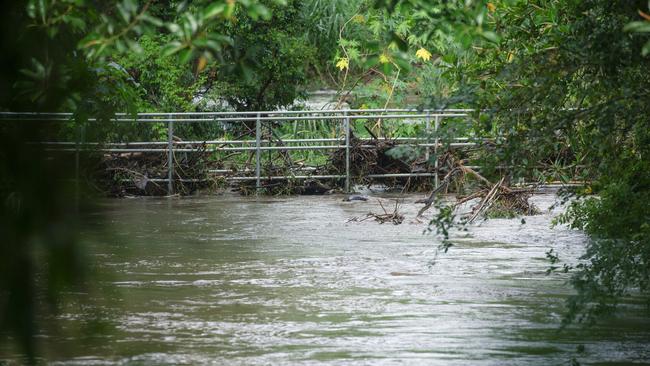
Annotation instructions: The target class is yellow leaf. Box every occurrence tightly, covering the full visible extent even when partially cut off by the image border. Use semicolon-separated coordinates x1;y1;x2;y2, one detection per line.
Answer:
336;57;349;71
487;2;496;12
197;56;208;73
352;14;365;24
415;47;432;62
506;52;514;63
379;53;390;64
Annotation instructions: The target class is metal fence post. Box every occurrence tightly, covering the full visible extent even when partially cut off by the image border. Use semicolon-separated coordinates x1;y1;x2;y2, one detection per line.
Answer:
255;112;261;192
167;115;174;195
425;111;431;163
344;111;351;193
434;115;440;189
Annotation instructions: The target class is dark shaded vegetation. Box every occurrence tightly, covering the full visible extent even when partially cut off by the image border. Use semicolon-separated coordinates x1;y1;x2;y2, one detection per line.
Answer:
0;0;282;361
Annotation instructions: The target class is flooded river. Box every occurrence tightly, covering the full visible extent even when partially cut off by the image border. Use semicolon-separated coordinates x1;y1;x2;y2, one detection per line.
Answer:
4;193;650;365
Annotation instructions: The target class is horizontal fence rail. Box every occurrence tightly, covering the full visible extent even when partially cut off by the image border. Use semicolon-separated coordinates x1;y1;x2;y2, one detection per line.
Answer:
0;108;473;117
1;109;481;194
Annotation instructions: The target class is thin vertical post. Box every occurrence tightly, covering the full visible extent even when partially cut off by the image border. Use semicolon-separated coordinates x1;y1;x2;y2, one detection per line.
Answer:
434;115;440;189
74;123;81;211
425;111;431;162
255;112;261;192
344;111;351;193
167;115;174;195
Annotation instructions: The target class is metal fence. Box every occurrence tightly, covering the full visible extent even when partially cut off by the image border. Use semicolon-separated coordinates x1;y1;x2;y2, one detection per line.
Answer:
0;109;477;194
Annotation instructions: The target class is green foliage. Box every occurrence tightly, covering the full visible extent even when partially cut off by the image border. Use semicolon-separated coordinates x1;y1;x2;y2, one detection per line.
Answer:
116;35;205;111
210;0;316;110
302;0;365;63
313;0;493;118
468;0;650;322
112;34;225;140
427;200;457;254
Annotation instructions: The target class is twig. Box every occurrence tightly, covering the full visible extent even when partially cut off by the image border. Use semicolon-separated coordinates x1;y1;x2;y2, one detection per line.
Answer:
467;176;504;223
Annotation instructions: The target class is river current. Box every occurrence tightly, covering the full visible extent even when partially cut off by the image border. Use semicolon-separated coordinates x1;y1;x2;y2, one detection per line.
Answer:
3;193;650;365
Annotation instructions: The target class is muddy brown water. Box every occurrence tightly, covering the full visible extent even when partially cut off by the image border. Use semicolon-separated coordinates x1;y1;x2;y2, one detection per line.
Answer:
2;193;650;365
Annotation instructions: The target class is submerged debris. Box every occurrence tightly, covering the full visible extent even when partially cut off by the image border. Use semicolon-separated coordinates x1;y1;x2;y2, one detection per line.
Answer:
348;199;404;225
460;177;539;222
416;156;538;221
343;194;369;202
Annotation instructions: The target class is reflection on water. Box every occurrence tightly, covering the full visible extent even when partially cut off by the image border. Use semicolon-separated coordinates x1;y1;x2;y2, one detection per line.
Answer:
5;194;650;365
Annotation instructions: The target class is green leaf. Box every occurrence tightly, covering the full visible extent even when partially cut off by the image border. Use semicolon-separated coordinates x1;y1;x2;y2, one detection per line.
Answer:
382;62;393;75
347;47;361;61
481;31;500;43
117;3;130;23
203;3;226;19
623;21;650;33
209;34;233;46
364;55;380;68
27;1;36;18
204;40;222;52
390;31;408;51
178;48;193;64
66;16;86;31
186;13;198;35
142;14;163;27
38;0;46;23
248;4;271;20
161;41;184;57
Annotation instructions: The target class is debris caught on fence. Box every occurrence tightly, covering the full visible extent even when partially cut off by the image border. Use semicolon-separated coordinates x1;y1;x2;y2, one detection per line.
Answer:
235;132;441;195
324;133;436;191
96;142;221;197
416;154;538;221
